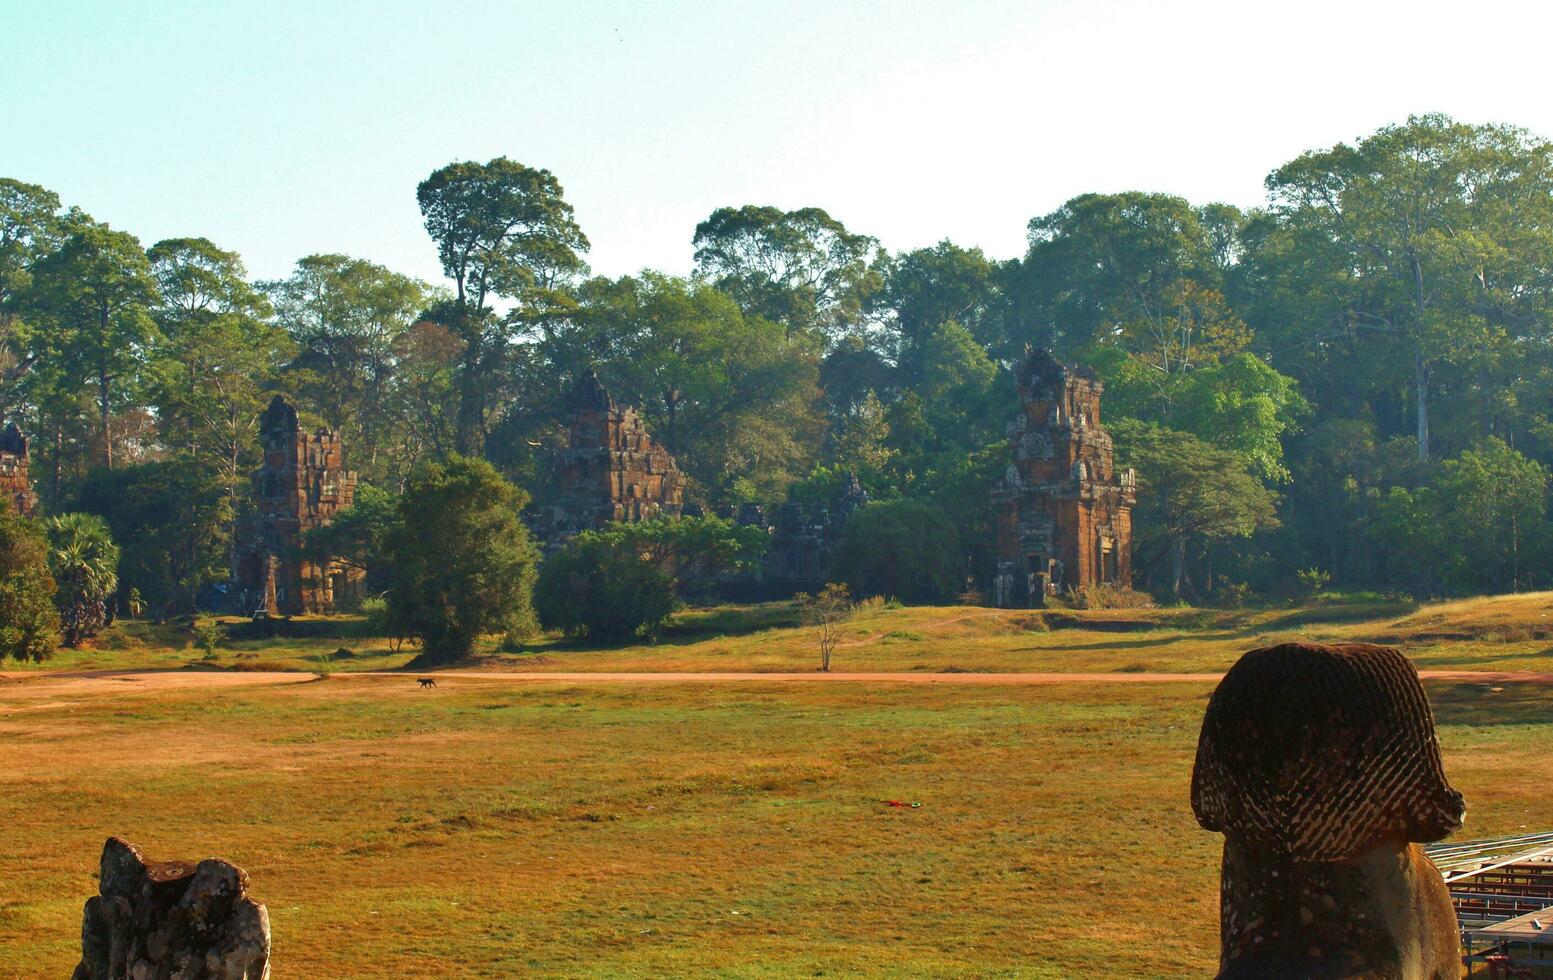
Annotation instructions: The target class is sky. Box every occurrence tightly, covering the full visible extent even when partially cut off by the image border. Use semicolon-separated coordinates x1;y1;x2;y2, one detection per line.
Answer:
7;0;1553;287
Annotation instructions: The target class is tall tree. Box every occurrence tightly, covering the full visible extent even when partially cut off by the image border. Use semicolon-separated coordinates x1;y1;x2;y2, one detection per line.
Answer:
26;224;157;469
149;238;291;520
692;205;882;340
1259;114;1553;459
552;273;823;504
417;158;589;453
266;254;435;483
0;179;65;411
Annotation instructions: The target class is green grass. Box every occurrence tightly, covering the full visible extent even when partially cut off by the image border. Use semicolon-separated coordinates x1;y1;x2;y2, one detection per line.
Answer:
11;591;1553;677
0;673;1547;977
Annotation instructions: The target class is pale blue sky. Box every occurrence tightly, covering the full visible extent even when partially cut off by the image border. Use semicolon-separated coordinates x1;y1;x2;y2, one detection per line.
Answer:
7;0;1553;286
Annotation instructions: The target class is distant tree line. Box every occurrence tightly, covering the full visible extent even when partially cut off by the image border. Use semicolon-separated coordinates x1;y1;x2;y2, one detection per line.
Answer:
5;112;1553;622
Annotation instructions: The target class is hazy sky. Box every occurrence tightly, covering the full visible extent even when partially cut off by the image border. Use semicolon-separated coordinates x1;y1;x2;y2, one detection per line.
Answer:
7;0;1553;286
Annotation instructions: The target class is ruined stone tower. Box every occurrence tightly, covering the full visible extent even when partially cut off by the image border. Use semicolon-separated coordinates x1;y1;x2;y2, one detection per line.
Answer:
236;396;360;615
545;371;684;537
0;422;36;517
991;350;1135;607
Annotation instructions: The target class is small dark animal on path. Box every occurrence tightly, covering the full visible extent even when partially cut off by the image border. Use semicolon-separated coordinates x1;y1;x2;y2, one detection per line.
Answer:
417;677;437;688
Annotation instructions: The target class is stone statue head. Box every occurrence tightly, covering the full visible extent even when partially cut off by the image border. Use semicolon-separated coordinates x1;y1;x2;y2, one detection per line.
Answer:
1191;642;1464;862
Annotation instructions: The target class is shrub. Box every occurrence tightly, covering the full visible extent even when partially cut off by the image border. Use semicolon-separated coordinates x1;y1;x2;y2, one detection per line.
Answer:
387;455;540;664
0;503;59;662
536;535;679;643
829;499;959;603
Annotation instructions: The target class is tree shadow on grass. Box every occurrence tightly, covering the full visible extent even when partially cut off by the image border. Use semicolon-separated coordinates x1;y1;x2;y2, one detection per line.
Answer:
1429;681;1553;728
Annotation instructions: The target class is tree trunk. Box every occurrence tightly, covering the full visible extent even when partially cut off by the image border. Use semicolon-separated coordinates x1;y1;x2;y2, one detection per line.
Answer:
1414;349;1430;461
1171;537;1186;598
99;369;112;469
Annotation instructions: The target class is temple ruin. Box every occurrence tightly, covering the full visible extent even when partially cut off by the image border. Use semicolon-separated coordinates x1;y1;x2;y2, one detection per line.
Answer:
235;396;361;615
539;371;684;539
991;350;1135;607
0;421;36;517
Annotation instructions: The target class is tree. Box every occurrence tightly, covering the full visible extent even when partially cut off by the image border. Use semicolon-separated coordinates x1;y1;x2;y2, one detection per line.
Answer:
25;223;157;468
583;515;769;598
1259;115;1553;460
303;484;400;594
44;512;118;646
553;273;823;504
796;582;852;672
875;240;999;384
1372;438;1548;594
1112;420;1281;597
266;254;436;483
0;501;58;661
417;158;589;453
830;499;960;602
692;205;882;340
0;178;65;411
148;237;291;559
76;459;231;614
1013;192;1238;355
386;455;539;663
534;534;679;644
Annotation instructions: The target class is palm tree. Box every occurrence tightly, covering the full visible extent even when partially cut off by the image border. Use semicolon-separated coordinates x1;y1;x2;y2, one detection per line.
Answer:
45;513;119;647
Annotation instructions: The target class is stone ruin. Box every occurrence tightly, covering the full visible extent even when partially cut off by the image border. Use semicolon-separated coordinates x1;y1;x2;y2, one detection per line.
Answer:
991;349;1135;607
234;395;362;615
1191;642;1466;979
714;473;868;595
0;421;36;517
73;837;270;980
536;371;684;541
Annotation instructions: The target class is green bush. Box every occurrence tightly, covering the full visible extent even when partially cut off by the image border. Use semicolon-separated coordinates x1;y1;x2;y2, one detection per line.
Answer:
535;535;679;644
829;499;960;603
386;455;540;664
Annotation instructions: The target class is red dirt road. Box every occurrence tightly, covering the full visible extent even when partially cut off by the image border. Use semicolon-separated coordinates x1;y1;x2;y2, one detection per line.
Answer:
2;667;1550;704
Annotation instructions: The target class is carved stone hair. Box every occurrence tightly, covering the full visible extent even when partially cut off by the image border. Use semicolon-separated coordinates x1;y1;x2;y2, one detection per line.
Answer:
1191;642;1464;862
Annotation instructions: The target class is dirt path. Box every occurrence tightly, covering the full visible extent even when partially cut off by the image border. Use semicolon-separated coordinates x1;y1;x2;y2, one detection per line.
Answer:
3;667;1551;702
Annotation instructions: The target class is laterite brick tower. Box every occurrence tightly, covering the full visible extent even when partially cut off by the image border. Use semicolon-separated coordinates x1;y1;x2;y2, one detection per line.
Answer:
991;350;1136;607
546;371;684;535
236;396;361;615
0;422;36;517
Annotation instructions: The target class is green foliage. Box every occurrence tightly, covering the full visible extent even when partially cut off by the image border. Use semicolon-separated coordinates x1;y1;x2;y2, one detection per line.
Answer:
265;253;440;485
44;512;118;646
692;205;882;340
24;221;158;469
0;502;58;661
76;458;231;614
796;582;853;671
536;535;679;643
417;157;589;454
584;516;769;598
555;272;823;504
305;484;400;594
1371;438;1549;594
830;499;960;603
386;454;539;664
1112;420;1280;597
192;617;225;659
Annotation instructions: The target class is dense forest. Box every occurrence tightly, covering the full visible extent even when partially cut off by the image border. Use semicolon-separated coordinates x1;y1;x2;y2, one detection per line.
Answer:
5;113;1553;612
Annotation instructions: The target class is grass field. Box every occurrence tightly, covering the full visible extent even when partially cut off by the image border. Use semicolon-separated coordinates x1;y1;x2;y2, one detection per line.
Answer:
3;593;1553;976
12;590;1553;677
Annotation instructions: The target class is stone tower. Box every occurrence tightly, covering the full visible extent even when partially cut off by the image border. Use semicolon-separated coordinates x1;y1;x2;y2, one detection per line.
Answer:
236;396;360;615
546;371;684;536
991;350;1135;607
0;422;36;517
